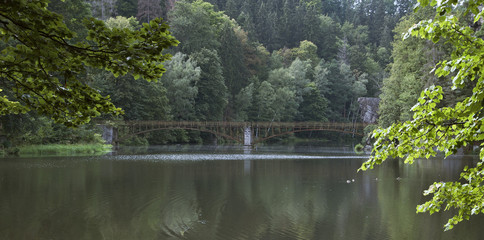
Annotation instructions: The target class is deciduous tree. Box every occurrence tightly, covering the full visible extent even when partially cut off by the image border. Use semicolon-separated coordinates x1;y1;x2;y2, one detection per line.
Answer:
190;48;228;121
161;52;200;120
297;82;328;121
0;0;178;126
361;0;484;230
168;0;223;54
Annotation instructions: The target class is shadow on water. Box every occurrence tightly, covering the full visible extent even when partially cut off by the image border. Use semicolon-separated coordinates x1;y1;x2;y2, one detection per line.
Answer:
0;145;483;240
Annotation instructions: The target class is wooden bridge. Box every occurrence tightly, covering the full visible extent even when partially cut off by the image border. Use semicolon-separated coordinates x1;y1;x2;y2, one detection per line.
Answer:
104;121;369;145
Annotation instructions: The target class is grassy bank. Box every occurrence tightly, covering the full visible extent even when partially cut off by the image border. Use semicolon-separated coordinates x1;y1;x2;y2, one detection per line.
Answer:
12;143;113;156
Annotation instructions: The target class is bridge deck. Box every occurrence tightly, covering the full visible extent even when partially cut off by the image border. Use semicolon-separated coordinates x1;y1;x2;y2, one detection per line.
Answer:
110;121;370;145
121;121;368;129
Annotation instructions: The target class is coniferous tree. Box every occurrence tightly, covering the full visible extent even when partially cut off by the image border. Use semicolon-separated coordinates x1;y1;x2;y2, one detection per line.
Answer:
89;0;117;20
116;0;137;18
90;16;172;121
137;0;163;22
169;0;222;54
190;49;228;121
48;0;92;40
297;83;328;121
218;21;249;97
224;0;239;18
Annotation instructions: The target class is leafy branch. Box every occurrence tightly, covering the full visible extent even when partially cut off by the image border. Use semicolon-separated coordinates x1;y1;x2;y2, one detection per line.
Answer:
361;0;484;230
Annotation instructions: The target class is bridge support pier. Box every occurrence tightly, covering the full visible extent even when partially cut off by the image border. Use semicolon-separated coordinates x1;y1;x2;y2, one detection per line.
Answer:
100;125;115;144
244;126;252;146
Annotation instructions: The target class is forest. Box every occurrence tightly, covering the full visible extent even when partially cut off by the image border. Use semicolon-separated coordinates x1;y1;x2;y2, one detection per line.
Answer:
0;0;461;146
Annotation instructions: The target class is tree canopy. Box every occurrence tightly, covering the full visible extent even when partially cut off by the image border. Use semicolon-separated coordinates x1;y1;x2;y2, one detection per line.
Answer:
360;0;484;230
1;0;412;145
0;0;178;126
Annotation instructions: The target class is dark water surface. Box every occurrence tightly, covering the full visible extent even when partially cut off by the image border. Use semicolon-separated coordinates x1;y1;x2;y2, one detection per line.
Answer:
1;145;484;240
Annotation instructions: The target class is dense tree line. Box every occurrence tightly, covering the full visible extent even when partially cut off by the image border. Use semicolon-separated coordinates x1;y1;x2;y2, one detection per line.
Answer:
1;0;415;145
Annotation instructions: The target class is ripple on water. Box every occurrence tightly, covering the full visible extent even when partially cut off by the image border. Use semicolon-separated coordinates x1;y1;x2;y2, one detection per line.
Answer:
106;154;370;162
155;186;203;238
214;226;253;240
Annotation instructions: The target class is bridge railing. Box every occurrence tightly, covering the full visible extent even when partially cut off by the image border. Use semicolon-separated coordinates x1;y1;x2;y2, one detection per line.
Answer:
119;121;368;128
105;121;370;144
122;121;250;128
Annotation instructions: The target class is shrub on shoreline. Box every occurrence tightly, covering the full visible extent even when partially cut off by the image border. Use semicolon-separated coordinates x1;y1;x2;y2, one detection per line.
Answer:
14;144;112;156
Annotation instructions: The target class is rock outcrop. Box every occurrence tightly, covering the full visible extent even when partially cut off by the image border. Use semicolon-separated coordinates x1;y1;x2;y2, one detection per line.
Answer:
358;97;380;124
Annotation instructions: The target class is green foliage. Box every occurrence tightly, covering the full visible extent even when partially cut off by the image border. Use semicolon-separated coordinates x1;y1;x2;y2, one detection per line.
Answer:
218;20;250;96
292;40;319;66
0;114;104;146
378;7;440;127
361;0;484;230
233;82;254;121
105;16;139;30
48;0;92;41
137;0;163;23
317;59;363;121
296;83;328;121
0;0;413;144
288;58;312;105
116;0;137;18
90;16;172;122
0;0;178;127
90;0;118;20
121;135;149;146
363;124;379;141
190;48;228;121
353;143;364;154
236;29;270;80
163;0;397;125
168;0;225;54
313;59;330;96
161;52;200;120
272;87;298;121
253;81;277;121
263;61;304;121
315;15;341;59
18;143;111;156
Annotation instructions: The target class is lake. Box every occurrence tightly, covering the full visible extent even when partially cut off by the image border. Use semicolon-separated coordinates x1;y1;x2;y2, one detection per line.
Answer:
1;144;483;239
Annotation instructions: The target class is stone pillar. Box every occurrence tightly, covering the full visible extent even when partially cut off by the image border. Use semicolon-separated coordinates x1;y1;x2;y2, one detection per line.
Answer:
100;125;114;144
244;126;252;146
357;97;380;124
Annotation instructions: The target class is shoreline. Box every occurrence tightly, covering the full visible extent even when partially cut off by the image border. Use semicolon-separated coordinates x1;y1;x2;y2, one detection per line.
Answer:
2;143;113;157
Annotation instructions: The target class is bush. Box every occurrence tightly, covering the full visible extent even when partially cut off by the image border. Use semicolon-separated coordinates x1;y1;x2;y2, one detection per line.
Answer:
18;144;112;156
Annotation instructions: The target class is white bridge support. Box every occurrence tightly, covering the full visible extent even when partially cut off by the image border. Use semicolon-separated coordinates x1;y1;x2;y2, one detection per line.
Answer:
100;125;115;144
244;126;252;146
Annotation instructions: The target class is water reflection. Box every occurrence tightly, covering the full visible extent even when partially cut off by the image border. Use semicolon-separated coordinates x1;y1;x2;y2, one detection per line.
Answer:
0;147;483;240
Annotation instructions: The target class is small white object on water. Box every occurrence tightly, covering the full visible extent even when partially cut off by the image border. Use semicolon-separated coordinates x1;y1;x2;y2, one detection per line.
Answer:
346;180;351;183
